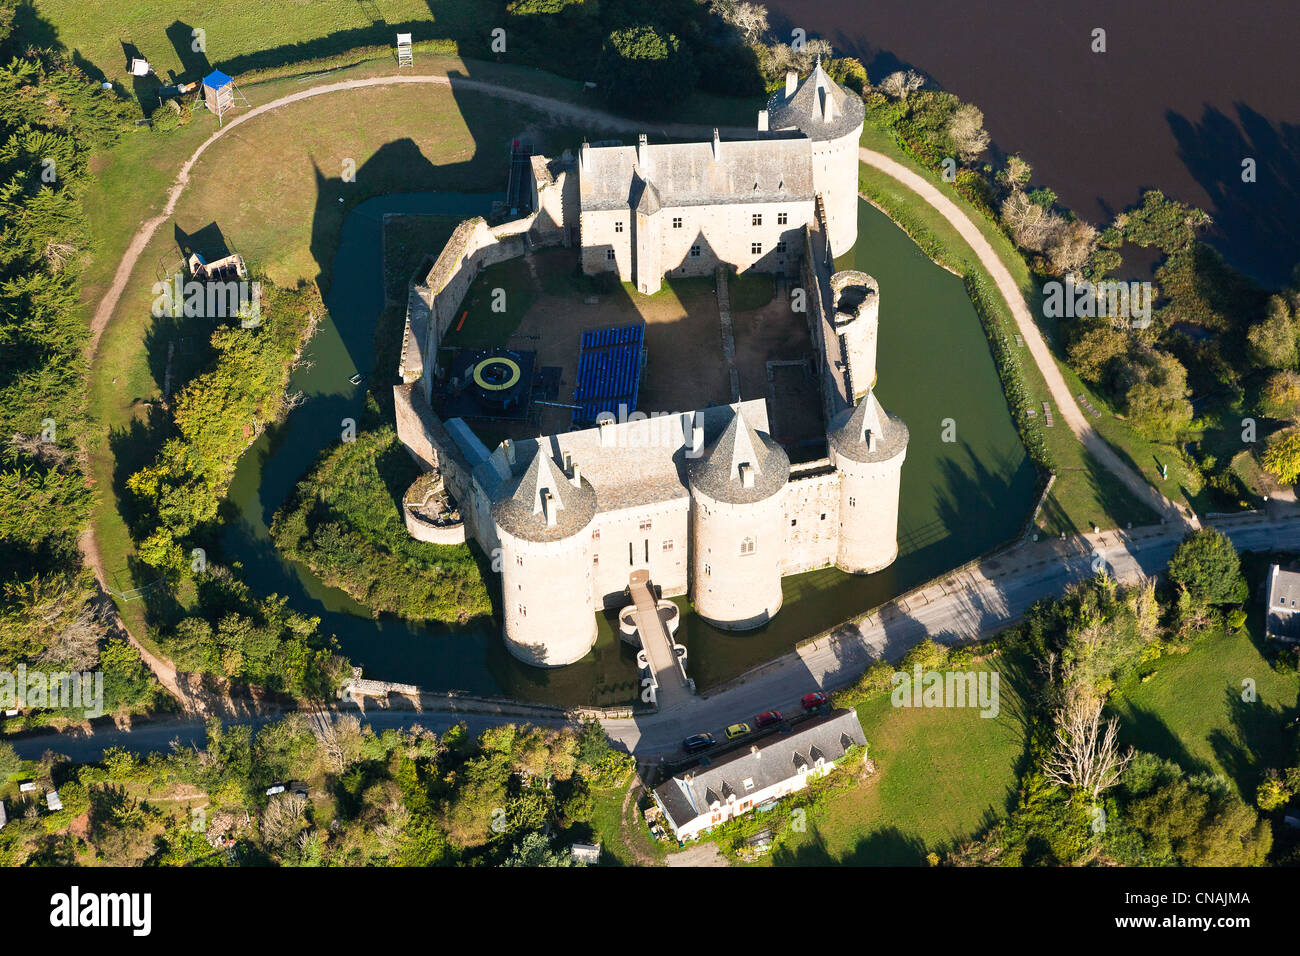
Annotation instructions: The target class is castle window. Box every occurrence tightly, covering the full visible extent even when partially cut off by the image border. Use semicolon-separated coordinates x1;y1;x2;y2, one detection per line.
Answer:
689;245;701;258
820;513;826;520
615;221;624;233
518;605;526;617
752;213;762;226
791;519;797;527
662;539;674;552
705;564;711;576
516;555;524;567
849;497;856;508
606;249;615;261
593;554;599;566
740;537;756;556
639;519;652;531
673;217;683;229
751;242;762;255
778;212;788;225
592;529;600;540
776;241;787;253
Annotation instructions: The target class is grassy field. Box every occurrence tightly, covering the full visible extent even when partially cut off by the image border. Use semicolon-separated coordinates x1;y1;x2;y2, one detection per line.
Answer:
1113;630;1300;796
857;122;1182;535
769;656;1026;865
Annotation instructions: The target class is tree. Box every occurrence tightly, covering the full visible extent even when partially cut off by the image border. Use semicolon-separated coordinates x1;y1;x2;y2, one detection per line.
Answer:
1261;369;1300;420
946;102;990;162
595;25;698;116
1044;218;1099;276
1246;294;1299;369
1123;351;1193;442
1067;323;1128;385
879;69;924;101
1127;776;1271;866
1042;687;1133;800
503;830;579;866
1165;527;1248;605
997;154;1032;191
1263;427;1300;485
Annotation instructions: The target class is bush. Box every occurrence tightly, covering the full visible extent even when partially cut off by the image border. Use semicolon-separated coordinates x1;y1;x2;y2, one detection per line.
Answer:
1166;528;1248;606
595;25;698;116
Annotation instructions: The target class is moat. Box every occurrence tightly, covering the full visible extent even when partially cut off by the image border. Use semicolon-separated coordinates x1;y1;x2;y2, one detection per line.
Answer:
220;194;1035;706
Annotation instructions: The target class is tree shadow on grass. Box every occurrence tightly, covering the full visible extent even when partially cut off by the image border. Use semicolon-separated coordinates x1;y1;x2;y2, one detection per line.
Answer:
1210;682;1300;796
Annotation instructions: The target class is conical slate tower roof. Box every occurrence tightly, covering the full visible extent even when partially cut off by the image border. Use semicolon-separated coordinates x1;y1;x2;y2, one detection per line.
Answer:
767;60;865;141
492;445;596;542
688;407;790;503
828;392;909;463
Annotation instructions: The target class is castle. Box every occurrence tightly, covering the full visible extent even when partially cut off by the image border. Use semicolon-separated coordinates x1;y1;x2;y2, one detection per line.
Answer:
393;64;910;668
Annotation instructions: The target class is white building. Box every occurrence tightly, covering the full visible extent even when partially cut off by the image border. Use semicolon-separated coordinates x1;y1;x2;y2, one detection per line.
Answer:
652;709;867;842
1266;564;1300;643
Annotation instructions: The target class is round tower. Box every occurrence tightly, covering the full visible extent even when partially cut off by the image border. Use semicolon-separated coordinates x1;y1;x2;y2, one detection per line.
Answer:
687;408;791;630
828;392;909;574
766;60;865;257
829;270;880;394
491;446;597;666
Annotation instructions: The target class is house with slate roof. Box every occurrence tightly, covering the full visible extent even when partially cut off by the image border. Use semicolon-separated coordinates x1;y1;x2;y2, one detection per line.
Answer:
576;60;865;294
1266;564;1300;643
652;709;867;842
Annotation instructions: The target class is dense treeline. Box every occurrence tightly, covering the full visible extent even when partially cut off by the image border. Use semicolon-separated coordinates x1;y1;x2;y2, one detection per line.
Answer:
270;424;492;625
0;2;161;713
836;529;1297;867
0;716;633;866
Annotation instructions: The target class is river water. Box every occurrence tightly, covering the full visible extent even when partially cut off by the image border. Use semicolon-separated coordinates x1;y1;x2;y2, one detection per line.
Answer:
221;195;1035;705
764;0;1300;286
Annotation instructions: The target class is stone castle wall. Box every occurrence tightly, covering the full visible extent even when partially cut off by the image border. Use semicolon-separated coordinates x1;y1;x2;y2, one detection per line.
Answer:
781;463;841;575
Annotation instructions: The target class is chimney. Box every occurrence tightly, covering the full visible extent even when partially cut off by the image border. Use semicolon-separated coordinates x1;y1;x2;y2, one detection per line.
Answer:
711;128;721;161
580;140;590;172
637;133;649;172
598;414;616;447
757;109;769;132
785;70;798;97
739;462;755;488
503;439;515;465
564;451;572;473
570;460;582;488
691;425;704;456
541;488;557;527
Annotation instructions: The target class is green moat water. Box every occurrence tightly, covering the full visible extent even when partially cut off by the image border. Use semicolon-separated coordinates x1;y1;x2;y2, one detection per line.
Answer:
222;195;1036;705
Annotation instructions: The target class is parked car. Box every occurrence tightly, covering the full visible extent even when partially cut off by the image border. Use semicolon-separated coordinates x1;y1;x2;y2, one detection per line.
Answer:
753;710;782;728
725;722;752;740
683;732;717;754
801;692;828;711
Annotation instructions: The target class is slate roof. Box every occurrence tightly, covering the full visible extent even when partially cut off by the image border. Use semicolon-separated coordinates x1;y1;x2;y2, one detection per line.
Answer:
766;61;865;141
1267;564;1300;640
687;406;790;503
579;138;814;213
654;710;866;834
827;392;910;464
492;399;771;518
491;446;597;542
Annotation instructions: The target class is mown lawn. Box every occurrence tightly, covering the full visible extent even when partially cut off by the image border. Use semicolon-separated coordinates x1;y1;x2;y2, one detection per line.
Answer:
1112;629;1300;796
772;656;1027;865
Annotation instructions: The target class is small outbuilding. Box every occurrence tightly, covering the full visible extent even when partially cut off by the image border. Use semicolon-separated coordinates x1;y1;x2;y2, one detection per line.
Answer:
1266;564;1300;643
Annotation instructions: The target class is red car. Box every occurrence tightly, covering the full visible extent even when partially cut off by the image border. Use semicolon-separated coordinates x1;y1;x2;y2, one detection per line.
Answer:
753;710;782;728
801;692;828;711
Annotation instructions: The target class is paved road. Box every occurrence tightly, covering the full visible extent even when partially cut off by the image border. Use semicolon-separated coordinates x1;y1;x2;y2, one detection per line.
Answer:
17;513;1298;765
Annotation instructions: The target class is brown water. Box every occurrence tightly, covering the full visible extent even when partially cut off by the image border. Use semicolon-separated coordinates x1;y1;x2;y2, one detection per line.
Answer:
765;0;1300;286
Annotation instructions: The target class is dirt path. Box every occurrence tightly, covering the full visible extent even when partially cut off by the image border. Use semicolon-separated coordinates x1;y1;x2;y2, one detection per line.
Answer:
857;147;1191;528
